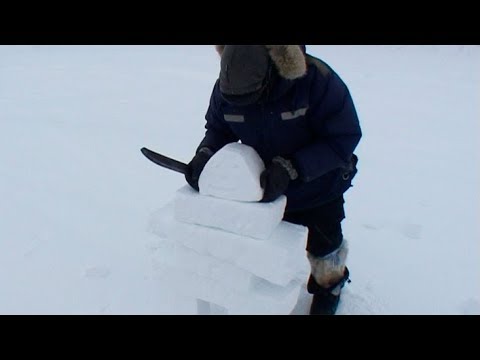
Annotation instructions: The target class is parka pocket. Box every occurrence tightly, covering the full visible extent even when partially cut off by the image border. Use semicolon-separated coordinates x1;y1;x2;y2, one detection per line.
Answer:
331;155;359;195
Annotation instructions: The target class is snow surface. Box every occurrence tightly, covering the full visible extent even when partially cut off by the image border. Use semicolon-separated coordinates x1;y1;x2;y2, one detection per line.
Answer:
0;45;479;314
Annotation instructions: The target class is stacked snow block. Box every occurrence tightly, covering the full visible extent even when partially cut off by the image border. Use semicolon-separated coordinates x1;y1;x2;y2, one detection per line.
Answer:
149;143;309;315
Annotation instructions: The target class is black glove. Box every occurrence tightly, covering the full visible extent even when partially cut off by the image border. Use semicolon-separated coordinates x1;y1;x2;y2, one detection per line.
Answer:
260;156;298;202
185;147;214;191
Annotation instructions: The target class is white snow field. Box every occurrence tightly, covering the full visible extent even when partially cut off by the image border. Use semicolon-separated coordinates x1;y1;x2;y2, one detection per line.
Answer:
0;45;478;314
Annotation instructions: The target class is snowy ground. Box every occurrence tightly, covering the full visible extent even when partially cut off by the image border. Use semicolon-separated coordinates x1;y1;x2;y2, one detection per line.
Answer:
0;45;478;315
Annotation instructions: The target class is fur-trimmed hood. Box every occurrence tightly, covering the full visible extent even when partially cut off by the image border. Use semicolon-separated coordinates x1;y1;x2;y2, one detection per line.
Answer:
215;45;307;80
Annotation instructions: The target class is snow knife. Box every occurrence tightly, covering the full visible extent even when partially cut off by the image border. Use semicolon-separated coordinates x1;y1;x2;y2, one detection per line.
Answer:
141;147;189;175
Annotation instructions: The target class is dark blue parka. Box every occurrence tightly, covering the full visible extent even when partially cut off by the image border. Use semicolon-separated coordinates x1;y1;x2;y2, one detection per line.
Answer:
199;46;362;212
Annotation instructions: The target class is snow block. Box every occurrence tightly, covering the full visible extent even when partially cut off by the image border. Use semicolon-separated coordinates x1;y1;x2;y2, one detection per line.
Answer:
196;299;228;315
174;185;287;240
162;218;309;286
148;200;175;239
199;143;265;202
153;259;303;315
151;239;253;292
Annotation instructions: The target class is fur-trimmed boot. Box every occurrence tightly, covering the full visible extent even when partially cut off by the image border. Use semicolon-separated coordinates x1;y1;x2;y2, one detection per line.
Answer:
307;240;350;315
308;267;350;315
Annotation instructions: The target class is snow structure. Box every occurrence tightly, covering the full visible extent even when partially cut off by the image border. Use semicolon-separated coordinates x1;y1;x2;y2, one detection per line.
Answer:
149;143;310;315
